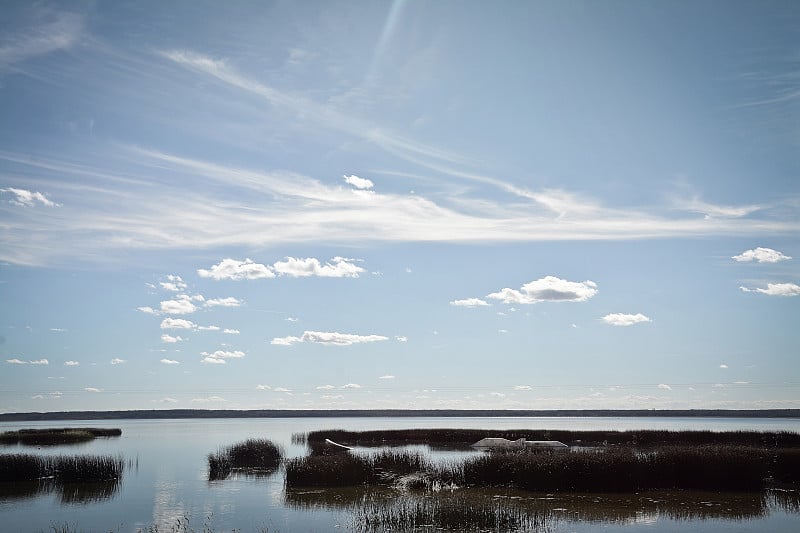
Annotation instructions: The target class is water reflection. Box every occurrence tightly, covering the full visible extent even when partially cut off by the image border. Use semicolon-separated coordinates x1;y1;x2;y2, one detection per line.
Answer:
285;486;800;531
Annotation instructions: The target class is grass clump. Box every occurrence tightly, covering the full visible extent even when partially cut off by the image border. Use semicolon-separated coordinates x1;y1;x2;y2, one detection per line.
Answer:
208;438;282;480
0;428;121;446
285;450;428;488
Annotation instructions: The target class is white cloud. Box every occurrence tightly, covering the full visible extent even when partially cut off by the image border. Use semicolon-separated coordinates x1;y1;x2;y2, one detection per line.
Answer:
740;283;800;297
601;313;652;327
498;329;509;334
487;276;598;304
191;396;226;403
450;298;490;308
6;358;26;364
161;334;184;343
256;384;271;390
204;297;242;308
223;328;240;334
160;397;179;403
490;392;506;398
30;359;49;365
316;385;335;390
1;187;58;207
378;375;395;380
733;247;791;263
64;360;79;366
658;384;672;390
272;257;365;278
395;336;407;342
110;358;126;365
274;387;292;393
160;358;180;365
137;306;157;315
513;385;532;391
160;275;188;292
322;394;344;400
200;350;245;364
720;364;729;369
286;317;299;322
271;330;389;346
198;258;275;280
160;295;198;314
198;325;220;331
160;318;196;329
343;174;374;190
85;387;102;393
49;328;67;333
341;383;361;389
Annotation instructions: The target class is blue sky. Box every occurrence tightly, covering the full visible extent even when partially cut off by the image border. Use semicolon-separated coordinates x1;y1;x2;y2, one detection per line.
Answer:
1;1;798;412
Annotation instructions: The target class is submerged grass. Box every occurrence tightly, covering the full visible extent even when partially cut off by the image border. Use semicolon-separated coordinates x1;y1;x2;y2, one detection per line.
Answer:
208;438;283;480
0;428;122;446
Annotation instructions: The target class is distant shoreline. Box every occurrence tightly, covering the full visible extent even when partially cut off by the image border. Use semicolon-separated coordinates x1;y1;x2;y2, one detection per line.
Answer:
1;409;798;422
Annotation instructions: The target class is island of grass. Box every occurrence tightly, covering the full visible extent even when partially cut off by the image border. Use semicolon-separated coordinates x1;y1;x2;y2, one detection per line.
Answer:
0;427;122;446
208;438;283;480
286;428;800;492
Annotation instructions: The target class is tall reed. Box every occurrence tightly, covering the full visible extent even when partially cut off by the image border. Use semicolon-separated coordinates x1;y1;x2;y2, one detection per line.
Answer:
208;438;283;480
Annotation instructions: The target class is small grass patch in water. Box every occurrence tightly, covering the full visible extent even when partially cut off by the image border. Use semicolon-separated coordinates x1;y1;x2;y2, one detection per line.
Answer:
0;428;121;446
208;438;283;480
285;450;429;488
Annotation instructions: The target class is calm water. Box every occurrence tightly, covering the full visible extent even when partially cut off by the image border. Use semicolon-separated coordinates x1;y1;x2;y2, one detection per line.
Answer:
1;417;799;532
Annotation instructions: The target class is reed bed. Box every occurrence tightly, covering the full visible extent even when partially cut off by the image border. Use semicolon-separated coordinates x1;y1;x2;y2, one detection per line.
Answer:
285;450;428;488
306;428;800;448
0;453;124;483
207;438;283;480
0;427;121;446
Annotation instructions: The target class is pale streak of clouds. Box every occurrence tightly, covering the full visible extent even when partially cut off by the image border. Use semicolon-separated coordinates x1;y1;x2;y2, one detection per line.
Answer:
450;298;490;308
271;331;389;346
0;10;83;70
1;187;58;207
740;282;800;297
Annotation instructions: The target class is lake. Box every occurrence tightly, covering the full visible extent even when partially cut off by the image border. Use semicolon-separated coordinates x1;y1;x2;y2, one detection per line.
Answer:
1;417;799;532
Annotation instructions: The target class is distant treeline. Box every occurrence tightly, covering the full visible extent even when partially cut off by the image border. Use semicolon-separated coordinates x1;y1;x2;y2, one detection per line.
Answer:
1;408;799;422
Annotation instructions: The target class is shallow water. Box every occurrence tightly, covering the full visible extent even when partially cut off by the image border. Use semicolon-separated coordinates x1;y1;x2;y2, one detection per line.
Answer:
1;417;799;532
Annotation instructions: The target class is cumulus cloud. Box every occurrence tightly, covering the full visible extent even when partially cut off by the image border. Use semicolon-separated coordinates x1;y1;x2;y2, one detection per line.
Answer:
658;384;672;390
272;257;365;278
198;258;275;280
198;256;365;281
732;247;791;263
204;297;242;308
84;387;102;393
198;325;220;331
316;385;335;390
1;187;58;207
487;276;598;304
160;275;188;292
450;298;490;308
200;350;245;364
601;313;652;326
110;358;126;365
740;283;800;297
160;295;198;314
64;360;79;366
341;383;361;389
30;359;49;365
256;384;271;390
160;318;196;329
343;174;374;190
161;334;184;343
223;328;240;334
137;306;157;315
271;330;389;346
160;358;180;365
6;358;26;364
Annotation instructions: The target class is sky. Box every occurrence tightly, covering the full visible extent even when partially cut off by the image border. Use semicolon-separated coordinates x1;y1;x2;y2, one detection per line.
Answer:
1;1;799;413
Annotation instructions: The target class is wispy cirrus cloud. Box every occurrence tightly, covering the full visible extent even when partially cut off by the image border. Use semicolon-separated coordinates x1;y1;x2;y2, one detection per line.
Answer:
271;331;389;346
0;8;83;71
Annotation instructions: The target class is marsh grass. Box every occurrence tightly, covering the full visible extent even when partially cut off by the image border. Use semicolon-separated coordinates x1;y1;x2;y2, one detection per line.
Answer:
0;428;122;446
208;438;283;480
285;450;429;488
0;454;124;483
306;428;800;448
